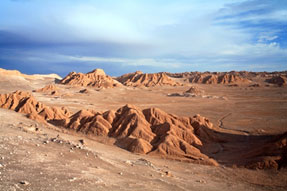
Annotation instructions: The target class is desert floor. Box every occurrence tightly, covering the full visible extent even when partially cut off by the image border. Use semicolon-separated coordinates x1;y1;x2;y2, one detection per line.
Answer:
0;75;286;191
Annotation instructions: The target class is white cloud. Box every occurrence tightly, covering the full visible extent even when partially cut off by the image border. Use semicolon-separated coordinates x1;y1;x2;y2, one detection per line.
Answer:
68;56;181;68
258;35;278;43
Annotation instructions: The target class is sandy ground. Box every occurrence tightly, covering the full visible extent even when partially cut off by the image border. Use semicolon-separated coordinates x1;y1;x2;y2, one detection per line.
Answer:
0;74;287;190
1;109;286;191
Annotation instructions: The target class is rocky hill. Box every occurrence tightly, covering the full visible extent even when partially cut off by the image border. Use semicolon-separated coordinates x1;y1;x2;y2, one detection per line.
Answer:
116;71;181;87
0;90;286;169
34;84;59;95
0;90;70;125
166;71;287;86
60;69;121;88
188;73;251;84
266;75;287;86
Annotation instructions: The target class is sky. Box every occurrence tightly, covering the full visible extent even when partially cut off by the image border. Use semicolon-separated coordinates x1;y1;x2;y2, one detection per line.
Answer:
0;0;286;77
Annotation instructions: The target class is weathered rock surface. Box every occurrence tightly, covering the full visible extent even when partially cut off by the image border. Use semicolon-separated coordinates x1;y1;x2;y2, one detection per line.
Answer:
60;69;121;88
0;90;286;169
117;71;181;87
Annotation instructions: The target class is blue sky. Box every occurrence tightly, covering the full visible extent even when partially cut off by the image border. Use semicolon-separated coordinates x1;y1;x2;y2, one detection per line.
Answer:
0;0;286;76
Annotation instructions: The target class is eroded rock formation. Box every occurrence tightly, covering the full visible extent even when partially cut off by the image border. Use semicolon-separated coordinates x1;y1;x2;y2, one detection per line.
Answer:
60;69;121;88
117;71;181;87
0;90;286;169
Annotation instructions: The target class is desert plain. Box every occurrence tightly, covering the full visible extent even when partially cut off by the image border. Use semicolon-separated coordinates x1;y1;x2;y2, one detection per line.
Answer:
0;68;286;191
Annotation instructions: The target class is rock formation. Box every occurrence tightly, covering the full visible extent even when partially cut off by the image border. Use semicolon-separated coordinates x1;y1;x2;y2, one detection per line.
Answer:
63;104;217;165
0;91;215;164
116;71;181;87
188;73;251;84
34;84;59;95
59;69;121;88
266;76;286;86
185;86;202;95
167;86;204;97
166;71;287;86
0;91;70;124
0;90;286;169
79;89;89;94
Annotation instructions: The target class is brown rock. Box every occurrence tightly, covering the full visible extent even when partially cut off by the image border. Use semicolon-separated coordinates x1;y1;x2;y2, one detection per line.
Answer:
1;90;286;169
266;76;286;86
0;91;70;124
189;73;251;84
185;86;202;95
116;71;181;87
60;69;121;88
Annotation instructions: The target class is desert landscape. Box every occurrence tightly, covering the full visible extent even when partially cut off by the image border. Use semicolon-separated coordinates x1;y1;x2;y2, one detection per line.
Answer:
1;1;287;190
0;68;286;191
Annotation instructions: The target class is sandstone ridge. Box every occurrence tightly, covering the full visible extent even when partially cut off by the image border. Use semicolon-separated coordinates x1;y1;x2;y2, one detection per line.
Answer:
0;91;70;124
117;71;181;87
0;90;286;169
60;69;121;88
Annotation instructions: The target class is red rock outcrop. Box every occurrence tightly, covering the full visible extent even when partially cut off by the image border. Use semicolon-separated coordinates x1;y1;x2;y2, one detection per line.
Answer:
63;104;217;165
0;91;70;124
116;71;181;87
79;89;89;94
60;69;121;88
34;84;59;95
1;91;286;169
189;73;251;84
166;71;287;86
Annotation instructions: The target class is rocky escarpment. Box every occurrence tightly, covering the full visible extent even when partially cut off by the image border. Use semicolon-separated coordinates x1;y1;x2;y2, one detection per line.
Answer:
60;69;121;88
188;73;251;84
116;71;181;87
0;90;286;169
64;104;217;165
166;71;252;84
0;91;70;125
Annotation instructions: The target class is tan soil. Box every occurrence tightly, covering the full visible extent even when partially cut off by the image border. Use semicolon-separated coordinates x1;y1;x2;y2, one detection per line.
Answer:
0;68;287;191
